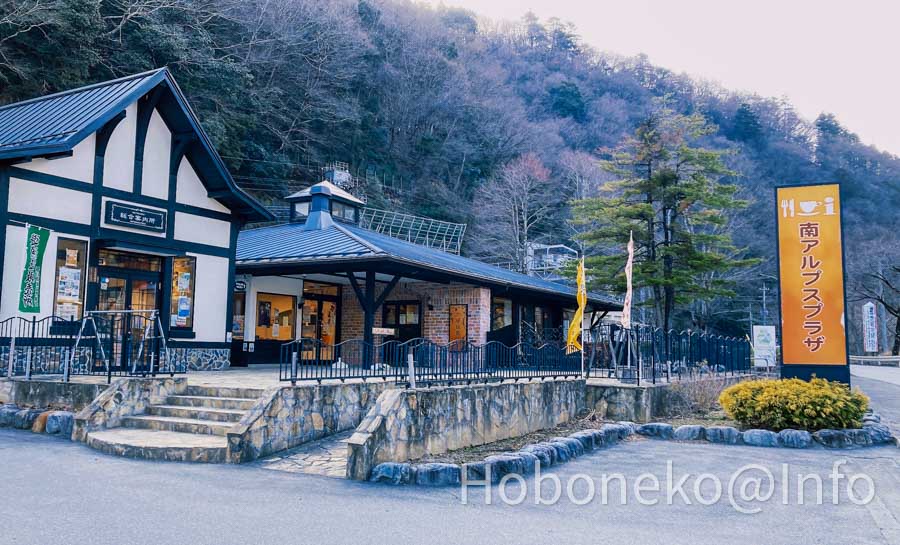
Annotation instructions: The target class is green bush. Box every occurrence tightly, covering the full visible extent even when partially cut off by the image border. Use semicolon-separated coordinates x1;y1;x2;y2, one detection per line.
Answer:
719;378;869;431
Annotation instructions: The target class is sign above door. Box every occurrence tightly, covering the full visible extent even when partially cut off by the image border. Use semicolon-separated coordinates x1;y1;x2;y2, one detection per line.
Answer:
104;201;167;233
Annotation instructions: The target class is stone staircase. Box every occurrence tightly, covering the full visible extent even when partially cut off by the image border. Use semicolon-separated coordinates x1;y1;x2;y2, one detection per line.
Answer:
84;385;264;463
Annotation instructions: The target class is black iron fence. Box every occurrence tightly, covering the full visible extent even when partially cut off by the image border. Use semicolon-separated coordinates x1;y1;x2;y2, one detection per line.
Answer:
0;315;82;378
279;337;582;385
0;314;182;383
586;323;752;384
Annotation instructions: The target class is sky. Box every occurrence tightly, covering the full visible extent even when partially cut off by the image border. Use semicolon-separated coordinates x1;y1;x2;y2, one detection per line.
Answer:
429;0;900;156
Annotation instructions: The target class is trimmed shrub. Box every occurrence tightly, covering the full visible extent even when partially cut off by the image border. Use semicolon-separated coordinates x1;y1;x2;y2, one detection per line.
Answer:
719;378;868;432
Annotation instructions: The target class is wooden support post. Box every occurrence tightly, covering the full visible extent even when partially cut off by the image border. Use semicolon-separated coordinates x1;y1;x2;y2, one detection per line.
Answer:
348;271;402;369
363;271;376;367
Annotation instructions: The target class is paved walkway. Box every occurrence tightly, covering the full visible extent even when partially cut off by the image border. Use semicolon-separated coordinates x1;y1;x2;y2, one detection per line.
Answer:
852;366;900;438
853;365;900;387
4;427;898;545
257;431;352;478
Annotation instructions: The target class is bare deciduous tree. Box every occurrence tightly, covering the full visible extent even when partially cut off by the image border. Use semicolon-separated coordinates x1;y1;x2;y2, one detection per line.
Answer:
854;265;900;355
471;153;556;273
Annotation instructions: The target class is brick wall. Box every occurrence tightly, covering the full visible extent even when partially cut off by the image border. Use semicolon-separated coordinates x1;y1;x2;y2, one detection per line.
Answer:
340;282;491;345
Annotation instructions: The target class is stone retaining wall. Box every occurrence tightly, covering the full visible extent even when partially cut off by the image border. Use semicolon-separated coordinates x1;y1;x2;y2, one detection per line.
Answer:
0;378;108;411
586;375;747;422
226;382;390;463
72;377;187;442
346;379;586;480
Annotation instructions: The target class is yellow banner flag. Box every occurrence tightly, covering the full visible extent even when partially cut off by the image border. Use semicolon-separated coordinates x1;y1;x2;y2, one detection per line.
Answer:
566;257;586;353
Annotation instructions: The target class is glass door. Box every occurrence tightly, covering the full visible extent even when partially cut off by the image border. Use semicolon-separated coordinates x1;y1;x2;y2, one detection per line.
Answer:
300;298;338;361
128;278;160;371
96;273;160;371
300;298;320;361
97;276;127;370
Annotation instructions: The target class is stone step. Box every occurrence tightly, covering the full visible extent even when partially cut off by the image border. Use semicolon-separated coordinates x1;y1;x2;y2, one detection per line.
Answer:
184;385;266;400
166;395;258;411
86;429;227;463
121;415;234;436
146;405;246;423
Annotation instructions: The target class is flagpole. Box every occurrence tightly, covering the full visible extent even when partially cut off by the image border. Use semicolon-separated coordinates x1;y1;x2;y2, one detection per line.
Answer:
622;231;635;382
7;223;29;379
18;223;29;379
581;309;586;378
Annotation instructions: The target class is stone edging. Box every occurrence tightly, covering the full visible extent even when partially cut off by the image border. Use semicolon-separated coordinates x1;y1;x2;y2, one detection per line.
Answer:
368;411;896;487
0;403;75;438
633;411;894;449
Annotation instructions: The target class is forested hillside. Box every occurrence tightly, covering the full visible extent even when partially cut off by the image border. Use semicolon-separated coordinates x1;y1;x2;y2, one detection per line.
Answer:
2;0;898;348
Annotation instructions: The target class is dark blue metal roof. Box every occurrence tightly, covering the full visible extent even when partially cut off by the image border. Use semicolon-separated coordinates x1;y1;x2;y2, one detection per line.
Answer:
0;70;158;157
236;220;621;308
0;70;166;159
237;223;377;261
0;69;272;221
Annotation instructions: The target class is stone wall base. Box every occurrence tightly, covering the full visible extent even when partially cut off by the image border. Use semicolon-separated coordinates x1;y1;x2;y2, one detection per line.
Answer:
170;347;231;371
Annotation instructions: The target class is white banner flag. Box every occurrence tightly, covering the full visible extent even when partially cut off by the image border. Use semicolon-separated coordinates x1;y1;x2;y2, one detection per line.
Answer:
621;231;634;330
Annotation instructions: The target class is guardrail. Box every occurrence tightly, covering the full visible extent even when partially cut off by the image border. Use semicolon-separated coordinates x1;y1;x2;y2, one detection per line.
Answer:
279;337;582;385
850;355;900;367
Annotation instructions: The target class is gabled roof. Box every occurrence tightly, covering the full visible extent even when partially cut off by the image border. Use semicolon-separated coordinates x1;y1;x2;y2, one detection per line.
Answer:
0;68;272;221
236;221;622;309
286;180;365;206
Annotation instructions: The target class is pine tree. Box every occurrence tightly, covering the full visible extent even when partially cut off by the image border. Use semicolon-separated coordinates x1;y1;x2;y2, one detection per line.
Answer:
730;103;763;147
572;106;757;331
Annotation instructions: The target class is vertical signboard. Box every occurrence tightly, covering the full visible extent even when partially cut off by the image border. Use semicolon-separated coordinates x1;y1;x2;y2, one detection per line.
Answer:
862;301;878;354
752;325;777;368
776;183;849;383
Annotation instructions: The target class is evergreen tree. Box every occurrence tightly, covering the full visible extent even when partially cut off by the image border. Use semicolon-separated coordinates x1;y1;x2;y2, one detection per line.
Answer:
572;107;757;331
730;103;763;147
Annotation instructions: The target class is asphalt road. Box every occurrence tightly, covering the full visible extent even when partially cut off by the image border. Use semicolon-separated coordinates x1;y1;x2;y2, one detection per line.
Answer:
1;371;898;545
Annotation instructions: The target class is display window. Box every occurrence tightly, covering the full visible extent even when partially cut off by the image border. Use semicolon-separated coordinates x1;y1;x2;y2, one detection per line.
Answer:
53;238;88;321
233;292;246;339
491;297;513;330
170;256;196;329
255;292;296;341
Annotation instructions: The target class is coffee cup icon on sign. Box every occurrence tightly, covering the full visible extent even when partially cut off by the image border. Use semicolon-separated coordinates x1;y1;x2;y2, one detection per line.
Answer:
798;200;820;216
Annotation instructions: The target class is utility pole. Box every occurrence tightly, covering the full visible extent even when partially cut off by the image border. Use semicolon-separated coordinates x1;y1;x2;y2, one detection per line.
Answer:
759;282;770;325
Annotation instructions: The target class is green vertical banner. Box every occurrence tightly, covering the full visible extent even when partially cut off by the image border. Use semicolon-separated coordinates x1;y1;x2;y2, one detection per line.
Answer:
18;225;50;313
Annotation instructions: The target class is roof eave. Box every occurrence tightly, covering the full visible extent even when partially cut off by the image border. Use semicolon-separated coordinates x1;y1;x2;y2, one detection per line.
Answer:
0;143;72;162
235;252;622;310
